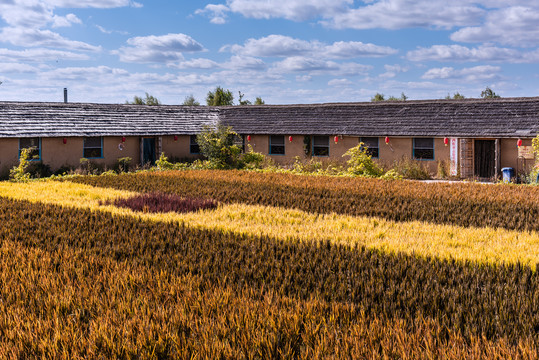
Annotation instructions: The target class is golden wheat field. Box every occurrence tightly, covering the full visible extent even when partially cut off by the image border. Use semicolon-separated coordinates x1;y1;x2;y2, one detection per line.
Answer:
1;171;539;358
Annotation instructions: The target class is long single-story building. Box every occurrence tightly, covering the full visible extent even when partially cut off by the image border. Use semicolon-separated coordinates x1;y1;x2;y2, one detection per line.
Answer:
0;97;538;179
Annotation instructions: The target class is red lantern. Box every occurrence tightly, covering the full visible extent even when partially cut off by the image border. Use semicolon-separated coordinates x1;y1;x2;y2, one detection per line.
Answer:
289;136;293;142
444;137;449;146
385;136;390;145
517;138;522;147
174;135;178;141
247;135;251;142
334;136;339;144
62;138;67;144
122;136;126;143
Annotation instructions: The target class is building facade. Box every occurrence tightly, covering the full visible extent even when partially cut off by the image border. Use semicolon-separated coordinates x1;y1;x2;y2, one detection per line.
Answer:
0;97;538;179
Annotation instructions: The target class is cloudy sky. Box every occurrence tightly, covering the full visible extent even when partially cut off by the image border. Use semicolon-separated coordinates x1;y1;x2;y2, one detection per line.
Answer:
0;0;538;104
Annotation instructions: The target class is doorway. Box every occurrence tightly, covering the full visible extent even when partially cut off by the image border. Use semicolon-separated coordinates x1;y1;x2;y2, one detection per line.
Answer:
142;137;156;165
474;140;495;178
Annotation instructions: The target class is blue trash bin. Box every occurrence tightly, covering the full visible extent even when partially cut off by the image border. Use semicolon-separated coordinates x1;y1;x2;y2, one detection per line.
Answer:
502;167;514;183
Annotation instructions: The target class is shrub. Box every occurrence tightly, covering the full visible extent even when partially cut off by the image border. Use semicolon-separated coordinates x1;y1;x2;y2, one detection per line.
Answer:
9;147;33;182
155;153;174;171
240;145;266;169
116;157;132;173
343;143;384;177
196;125;242;169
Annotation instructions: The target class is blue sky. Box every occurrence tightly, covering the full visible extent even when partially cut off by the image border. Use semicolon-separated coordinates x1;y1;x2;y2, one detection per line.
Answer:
0;0;538;104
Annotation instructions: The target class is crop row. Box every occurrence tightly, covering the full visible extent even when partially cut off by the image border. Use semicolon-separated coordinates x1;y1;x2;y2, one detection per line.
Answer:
3;181;539;268
70;170;539;231
2;196;539;352
1;240;535;359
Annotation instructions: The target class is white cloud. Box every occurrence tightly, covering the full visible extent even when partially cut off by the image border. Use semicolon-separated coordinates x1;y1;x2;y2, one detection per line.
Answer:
114;33;205;64
328;78;352;86
326;1;484;30
222;35;315;57
174;58;221;70
225;55;266;70
422;65;502;82
272;56;371;76
201;0;352;22
324;41;398;58
195;4;230;24
43;0;139;8
407;44;539;63
52;13;81;27
380;64;408;79
0;62;40;73
272;56;339;73
223;35;397;59
0;27;101;51
450;6;539;47
0;47;89;61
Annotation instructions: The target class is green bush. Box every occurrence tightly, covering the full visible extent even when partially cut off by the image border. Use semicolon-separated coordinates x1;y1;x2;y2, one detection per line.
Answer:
240;145;266;169
9;147;33;182
196;125;242;169
343;143;384;177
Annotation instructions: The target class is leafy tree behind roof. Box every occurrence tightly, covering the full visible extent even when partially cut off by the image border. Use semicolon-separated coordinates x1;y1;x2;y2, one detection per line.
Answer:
206;86;234;106
480;87;501;99
182;94;200;106
126;92;161;105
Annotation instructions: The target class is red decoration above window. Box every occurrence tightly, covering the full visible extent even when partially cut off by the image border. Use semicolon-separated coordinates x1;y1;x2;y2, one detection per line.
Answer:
334;136;339;144
247;135;251;142
122;136;126;142
63;138;67;144
517;138;523;147
444;137;449;146
385;136;390;145
174;135;178;141
289;136;293;142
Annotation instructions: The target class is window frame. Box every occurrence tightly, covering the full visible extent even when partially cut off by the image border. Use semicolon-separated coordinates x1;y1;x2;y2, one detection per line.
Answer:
18;137;41;161
413;137;435;160
190;135;200;154
83;136;104;159
269;135;285;155
312;135;330;157
360;137;379;158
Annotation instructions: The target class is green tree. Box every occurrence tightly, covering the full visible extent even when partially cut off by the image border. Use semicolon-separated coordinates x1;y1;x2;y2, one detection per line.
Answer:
480;87;500;99
371;93;385;102
343;143;384;177
126;92;161;105
387;92;408;101
445;92;465;100
196;124;241;168
206;86;234;106
238;91;252;106
182;94;200;106
254;97;265;105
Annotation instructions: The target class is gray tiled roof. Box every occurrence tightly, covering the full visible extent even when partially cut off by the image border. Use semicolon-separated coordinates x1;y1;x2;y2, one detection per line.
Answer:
219;97;539;138
0;102;219;138
1;97;539;139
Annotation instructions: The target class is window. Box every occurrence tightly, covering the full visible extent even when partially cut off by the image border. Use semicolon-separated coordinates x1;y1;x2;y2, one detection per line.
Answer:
83;137;103;158
413;138;434;160
313;136;329;156
233;134;245;153
19;137;41;160
269;135;285;155
190;135;200;154
360;137;379;158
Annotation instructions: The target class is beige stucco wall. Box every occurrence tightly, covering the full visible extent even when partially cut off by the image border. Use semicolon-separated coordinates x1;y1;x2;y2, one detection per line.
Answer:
500;138;535;175
162;135;201;161
0;138;19;178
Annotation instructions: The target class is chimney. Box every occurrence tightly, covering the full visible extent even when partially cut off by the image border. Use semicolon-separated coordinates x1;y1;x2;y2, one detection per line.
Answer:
64;88;68;103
